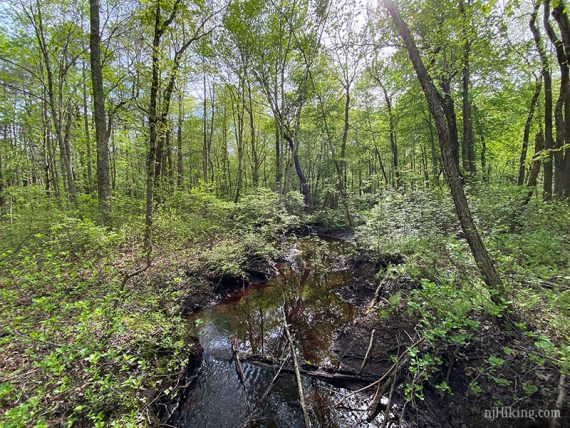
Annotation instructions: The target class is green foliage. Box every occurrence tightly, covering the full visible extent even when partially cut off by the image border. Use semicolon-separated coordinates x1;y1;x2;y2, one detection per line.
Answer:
0;199;192;426
357;184;570;401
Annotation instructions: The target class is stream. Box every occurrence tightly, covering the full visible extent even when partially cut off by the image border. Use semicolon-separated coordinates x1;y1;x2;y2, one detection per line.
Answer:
174;236;388;427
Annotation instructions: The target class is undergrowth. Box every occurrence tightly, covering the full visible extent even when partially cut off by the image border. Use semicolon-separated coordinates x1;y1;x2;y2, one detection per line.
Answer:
0;186;300;426
355;183;570;407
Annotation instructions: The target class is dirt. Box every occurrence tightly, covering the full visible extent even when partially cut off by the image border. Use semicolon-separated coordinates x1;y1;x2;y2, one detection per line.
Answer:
331;252;569;428
181;255;280;316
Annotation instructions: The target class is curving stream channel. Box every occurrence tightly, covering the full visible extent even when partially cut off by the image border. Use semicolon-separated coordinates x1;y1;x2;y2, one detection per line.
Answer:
174;236;389;427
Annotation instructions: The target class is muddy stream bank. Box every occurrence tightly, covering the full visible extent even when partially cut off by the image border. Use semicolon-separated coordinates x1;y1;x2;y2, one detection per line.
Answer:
168;235;412;427
163;233;565;428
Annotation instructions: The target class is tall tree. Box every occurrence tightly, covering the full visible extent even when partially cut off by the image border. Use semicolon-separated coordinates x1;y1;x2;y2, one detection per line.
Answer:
529;1;554;199
89;0;111;223
382;0;501;289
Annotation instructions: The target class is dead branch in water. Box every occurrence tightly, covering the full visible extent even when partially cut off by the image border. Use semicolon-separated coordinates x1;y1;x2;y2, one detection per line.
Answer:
231;337;247;388
283;308;311;428
241;352;292;428
239;353;376;387
335;337;424;407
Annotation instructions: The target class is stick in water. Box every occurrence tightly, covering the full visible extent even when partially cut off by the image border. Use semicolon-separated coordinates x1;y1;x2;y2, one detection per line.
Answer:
283;308;311;428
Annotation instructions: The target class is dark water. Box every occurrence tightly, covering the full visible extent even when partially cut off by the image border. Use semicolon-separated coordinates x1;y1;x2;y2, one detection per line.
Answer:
175;237;384;427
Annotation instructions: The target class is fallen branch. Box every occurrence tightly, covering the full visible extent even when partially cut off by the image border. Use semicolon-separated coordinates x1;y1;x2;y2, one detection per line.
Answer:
360;329;376;372
241;352;291;428
239;353;376;388
259;351;291;404
232;338;247;388
335;337;424;407
368;278;387;311
381;364;398;428
283;308;311;428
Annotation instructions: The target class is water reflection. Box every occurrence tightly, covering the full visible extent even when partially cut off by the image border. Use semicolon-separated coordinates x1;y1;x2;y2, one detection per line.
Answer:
176;237;382;427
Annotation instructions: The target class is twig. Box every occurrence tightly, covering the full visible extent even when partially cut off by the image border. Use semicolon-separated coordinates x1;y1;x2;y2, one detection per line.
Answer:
283;308;311;428
231;337;247;388
380;344;400;427
336;337;424;407
360;329;376;372
368;278;387;311
259;351;290;404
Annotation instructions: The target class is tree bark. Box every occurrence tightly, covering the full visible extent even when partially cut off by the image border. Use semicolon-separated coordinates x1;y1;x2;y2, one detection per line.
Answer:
551;0;570;199
383;0;502;289
82;64;93;194
284;133;310;206
177;92;184;188
380;83;400;188
530;1;554;199
544;0;569;199
460;0;476;175
89;0;111;222
518;79;542;185
31;1;77;205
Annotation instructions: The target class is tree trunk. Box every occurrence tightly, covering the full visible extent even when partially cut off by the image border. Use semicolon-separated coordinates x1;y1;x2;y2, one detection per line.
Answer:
518;79;542;185
247;80;259;187
340;84;350;188
31;0;77;205
460;0;476;175
380;83;400;188
551;0;570;199
177;92;184;188
383;0;502;289
284;133;309;206
143;0;163;257
530;2;554;199
82;64;93;194
544;0;569;199
89;0;111;222
202;73;209;183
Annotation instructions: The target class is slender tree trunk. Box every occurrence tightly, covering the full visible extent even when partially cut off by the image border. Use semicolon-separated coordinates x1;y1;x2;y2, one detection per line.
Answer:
518;79;542;185
284;133;309;206
544;0;569;199
460;0;476;175
144;0;163;257
0;142;4;215
89;0;111;221
82;64;93;194
440;79;460;171
380;83;400;188
340;84;350;188
383;0;502;289
177;92;184;188
552;0;570;198
524;131;544;205
246;80;259;187
202;73;209;183
32;1;77;204
530;2;554;199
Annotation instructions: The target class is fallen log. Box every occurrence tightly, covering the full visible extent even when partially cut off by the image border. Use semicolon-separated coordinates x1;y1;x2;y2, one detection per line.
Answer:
231;338;247;388
237;353;377;390
283;311;311;428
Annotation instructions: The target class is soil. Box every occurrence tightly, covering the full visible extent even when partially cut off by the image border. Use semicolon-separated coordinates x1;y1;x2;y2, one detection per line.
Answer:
331;252;569;428
181;255;280;316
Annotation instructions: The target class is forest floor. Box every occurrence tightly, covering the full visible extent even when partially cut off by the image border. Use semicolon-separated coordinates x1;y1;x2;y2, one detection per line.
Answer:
0;185;569;427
